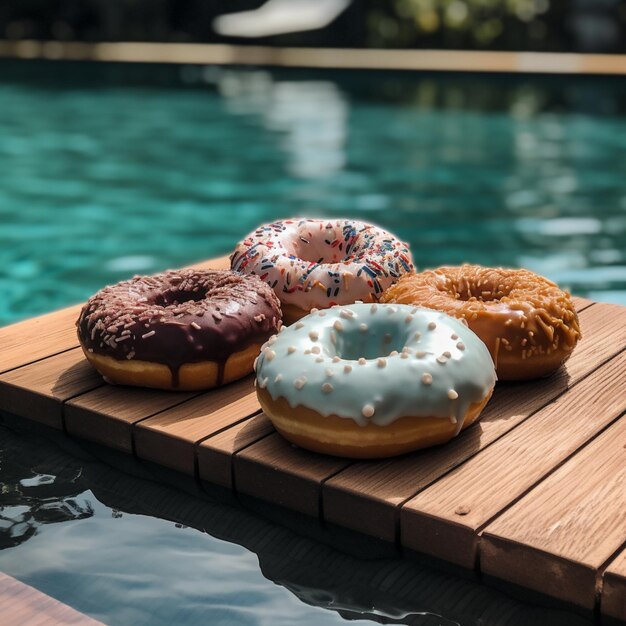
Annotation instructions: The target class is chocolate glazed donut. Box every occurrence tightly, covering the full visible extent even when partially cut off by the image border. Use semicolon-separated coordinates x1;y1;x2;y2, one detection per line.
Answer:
77;269;282;390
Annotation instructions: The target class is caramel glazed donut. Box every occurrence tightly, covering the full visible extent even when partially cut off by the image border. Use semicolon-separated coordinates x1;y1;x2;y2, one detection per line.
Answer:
255;303;496;459
382;265;581;381
231;218;414;324
77;269;282;390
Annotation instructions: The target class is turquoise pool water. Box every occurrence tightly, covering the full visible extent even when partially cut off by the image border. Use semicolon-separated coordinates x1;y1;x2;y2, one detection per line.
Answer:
1;61;626;326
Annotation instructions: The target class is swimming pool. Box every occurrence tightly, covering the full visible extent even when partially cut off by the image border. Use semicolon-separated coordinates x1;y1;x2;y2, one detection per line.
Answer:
0;417;593;626
1;61;625;327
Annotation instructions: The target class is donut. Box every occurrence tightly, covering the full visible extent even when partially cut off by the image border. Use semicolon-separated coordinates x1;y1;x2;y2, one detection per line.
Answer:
254;303;496;458
231;218;414;324
381;265;581;381
77;269;282;390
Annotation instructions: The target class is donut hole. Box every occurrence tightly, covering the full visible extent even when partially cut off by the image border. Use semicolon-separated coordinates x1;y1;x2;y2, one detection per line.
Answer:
286;224;354;265
153;289;207;308
333;322;406;360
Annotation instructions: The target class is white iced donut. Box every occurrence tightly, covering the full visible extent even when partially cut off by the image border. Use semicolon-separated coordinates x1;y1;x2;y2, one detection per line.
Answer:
231;218;414;323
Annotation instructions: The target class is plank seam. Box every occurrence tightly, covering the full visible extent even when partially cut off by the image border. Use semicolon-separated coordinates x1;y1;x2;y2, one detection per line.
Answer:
319;463;355;526
230;431;276;495
389;342;626;552
0;345;79;377
475;406;626;539
191;409;265;484
596;527;626;617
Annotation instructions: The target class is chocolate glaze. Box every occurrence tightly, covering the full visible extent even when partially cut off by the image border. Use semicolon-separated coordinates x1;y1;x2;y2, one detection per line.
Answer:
77;269;282;386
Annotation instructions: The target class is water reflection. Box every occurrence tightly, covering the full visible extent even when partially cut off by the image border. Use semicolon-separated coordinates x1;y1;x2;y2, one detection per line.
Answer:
0;416;592;626
1;62;626;326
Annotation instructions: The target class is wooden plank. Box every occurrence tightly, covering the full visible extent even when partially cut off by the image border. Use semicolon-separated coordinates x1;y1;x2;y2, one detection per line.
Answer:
133;376;259;475
480;415;626;610
197;412;274;489
603;549;626;623
0;348;103;429
0;304;83;374
400;349;626;568
0;572;103;625
234;431;352;517
64;385;199;452
322;303;626;542
0;255;230;375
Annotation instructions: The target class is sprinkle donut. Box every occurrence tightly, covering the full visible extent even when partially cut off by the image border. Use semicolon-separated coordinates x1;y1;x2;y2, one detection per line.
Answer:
77;269;282;390
381;265;581;380
231;219;414;323
255;303;496;458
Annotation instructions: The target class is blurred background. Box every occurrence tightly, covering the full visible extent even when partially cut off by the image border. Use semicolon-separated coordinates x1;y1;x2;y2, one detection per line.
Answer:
1;0;626;327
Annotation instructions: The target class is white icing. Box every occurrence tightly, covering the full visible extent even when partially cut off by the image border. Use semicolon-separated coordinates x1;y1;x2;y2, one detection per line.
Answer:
231;219;414;310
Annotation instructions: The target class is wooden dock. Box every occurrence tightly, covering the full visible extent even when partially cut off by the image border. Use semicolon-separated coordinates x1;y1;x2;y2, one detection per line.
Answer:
0;572;103;625
1;255;625;621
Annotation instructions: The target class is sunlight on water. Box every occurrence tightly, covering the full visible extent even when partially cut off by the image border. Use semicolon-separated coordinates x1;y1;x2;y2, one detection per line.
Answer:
1;62;625;326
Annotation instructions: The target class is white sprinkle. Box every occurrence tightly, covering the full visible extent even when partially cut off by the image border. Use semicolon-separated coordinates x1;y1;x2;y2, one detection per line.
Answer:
311;308;319;314
389;350;399;357
437;355;448;364
370;303;378;313
387;307;397;315
460;318;469;327
359;323;368;332
422;373;433;385
294;377;307;390
126;351;135;360
428;322;437;330
400;352;409;359
287;346;296;354
325;368;334;377
405;315;413;323
355;300;363;304
191;322;202;330
259;377;269;389
264;349;276;361
142;330;156;339
295;322;305;329
358;358;367;365
448;389;459;400
443;351;451;358
330;331;337;345
362;404;375;418
333;320;344;331
451;333;459;340
322;383;333;393
332;356;341;363
340;309;354;319
377;358;387;368
268;335;277;345
414;331;422;340
87;348;94;353
115;335;130;342
311;346;321;354
416;351;426;358
274;374;283;383
457;342;466;351
344;365;352;373
309;330;319;341
315;356;324;363
304;349;311;355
